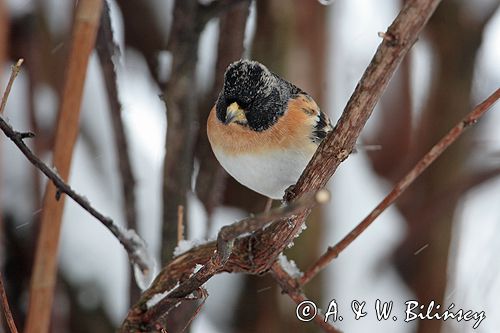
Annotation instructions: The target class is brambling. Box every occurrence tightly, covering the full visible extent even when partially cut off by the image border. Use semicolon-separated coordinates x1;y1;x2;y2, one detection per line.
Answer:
207;59;332;200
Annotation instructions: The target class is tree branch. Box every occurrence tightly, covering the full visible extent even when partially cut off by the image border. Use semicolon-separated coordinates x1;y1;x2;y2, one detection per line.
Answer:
26;1;104;332
287;0;442;202
96;0;141;302
0;272;19;333
97;1;138;239
300;88;500;285
0;59;23;115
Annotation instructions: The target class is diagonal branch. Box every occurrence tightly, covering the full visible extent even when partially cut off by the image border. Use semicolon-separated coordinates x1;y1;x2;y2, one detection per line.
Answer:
0;113;150;273
0;59;23;115
287;0;442;202
0;113;152;270
0;60;150;278
300;88;500;285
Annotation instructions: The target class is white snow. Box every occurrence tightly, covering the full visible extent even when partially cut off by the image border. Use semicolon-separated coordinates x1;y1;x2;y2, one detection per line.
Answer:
318;0;335;5
174;239;207;257
123;228;157;290
146;282;180;309
278;253;303;278
194;263;204;273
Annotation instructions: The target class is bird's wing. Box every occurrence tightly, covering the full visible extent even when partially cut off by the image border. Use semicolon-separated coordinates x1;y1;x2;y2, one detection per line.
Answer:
292;92;333;144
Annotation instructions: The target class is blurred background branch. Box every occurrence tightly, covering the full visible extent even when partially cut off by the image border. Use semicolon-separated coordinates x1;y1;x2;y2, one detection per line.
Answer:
96;1;140;304
25;1;103;333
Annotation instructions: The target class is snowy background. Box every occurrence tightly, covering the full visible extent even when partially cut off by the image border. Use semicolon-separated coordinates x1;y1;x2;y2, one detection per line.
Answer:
1;0;499;332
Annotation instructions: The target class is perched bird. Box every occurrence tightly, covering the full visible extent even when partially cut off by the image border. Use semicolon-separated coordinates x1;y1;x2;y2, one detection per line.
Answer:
207;59;332;200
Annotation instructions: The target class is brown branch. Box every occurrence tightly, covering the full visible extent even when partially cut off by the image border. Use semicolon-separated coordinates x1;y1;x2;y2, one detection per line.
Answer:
137;259;222;332
0;272;18;333
199;0;250;20
121;1;443;331
120;195;329;331
300;88;500;286
1;61;23;333
24;2;102;332
0;59;23;114
177;205;185;244
97;1;138;236
180;289;207;333
161;0;202;265
96;1;141;302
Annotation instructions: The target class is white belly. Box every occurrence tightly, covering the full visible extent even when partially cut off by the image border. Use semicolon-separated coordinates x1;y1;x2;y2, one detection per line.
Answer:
212;147;314;199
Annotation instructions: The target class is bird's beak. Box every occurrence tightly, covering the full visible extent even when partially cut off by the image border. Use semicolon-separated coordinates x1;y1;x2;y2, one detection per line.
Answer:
224;102;247;125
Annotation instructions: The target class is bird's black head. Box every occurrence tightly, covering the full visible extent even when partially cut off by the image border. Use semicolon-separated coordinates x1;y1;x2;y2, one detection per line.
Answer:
216;59;301;131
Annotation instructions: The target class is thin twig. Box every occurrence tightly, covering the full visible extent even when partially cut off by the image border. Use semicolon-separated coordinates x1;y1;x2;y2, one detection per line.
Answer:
220;190;330;242
300;89;500;285
0;59;23;115
97;1;139;235
0;116;149;271
180;288;207;333
177;205;185;244
0;7;149;333
96;1;141;303
271;263;340;333
264;198;273;213
142;263;219;323
0;273;19;333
